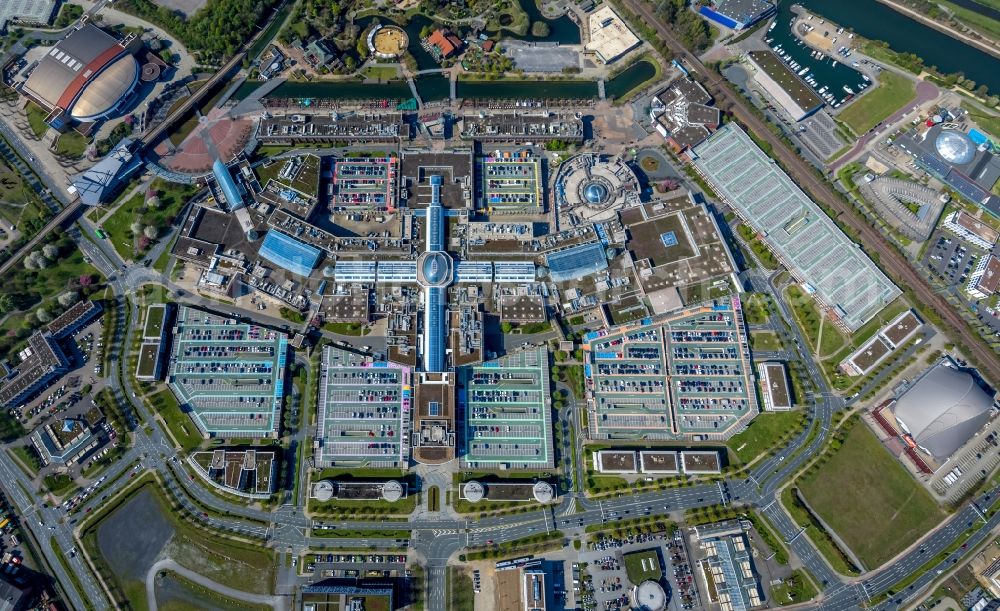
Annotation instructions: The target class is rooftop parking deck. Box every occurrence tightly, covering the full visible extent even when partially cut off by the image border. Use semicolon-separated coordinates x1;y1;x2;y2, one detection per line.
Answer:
332;157;398;210
315;345;410;468
586;298;757;440
691;124;899;331
166;307;287;438
458;347;554;470
477;157;542;214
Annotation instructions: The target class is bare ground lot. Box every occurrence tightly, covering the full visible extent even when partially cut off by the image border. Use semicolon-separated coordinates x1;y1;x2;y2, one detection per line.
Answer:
96;489;175;583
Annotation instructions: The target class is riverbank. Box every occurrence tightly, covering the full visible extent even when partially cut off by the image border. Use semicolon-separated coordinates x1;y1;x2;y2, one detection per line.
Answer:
874;0;1000;60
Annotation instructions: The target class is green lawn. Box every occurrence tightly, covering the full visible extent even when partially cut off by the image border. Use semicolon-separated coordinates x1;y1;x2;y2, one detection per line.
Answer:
323;322;369;336
839;72;915;135
750;330;782;352
623;549;662;584
964;104;1000;141
54;131;88;159
44;473;77;497
727;410;806;464
100;179;196;260
743;293;771;325
770;569;818;606
148;389;203;452
25;102;49;138
364;65;399;80
798;424;944;568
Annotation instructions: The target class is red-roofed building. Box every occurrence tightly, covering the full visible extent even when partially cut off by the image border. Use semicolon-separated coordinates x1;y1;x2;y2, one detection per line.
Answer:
427;29;463;58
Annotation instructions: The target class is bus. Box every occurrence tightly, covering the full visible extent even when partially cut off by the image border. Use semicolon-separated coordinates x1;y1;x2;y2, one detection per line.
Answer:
95;229;107;239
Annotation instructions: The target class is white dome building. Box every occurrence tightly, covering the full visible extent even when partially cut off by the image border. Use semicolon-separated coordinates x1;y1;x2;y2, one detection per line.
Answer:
934;129;976;166
893;361;996;462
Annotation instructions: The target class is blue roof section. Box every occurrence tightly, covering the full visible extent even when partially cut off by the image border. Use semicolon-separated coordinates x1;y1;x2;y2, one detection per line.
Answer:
546;241;608;282
427;204;444;252
259;230;321;277
427;174;444;252
424;287;446;372
213;159;244;209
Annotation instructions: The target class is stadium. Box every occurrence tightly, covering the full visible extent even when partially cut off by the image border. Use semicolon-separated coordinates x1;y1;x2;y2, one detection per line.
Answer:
19;24;140;129
892;360;996;464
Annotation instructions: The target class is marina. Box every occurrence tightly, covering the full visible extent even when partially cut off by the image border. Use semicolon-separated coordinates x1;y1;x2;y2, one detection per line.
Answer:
764;11;870;109
780;0;1000;95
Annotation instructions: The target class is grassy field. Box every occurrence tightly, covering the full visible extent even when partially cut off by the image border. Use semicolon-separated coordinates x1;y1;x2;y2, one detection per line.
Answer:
448;567;475;611
727;409;806;464
964;104;1000;141
770;569;818;606
364;65;399;80
25;102;49;138
750;330;782;351
101;180;196;260
148;389;203;452
798;424;944;568
0;158;49;228
743;293;771;325
427;486;440;512
54;131;88;159
839;72;915;135
937;0;1000;39
323;321;368;335
623;549;662;584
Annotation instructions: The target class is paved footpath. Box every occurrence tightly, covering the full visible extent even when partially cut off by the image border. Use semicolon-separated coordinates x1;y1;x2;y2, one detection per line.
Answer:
145;558;285;611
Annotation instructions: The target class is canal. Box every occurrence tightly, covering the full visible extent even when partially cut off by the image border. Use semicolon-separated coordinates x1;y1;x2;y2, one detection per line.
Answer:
457;78;598;99
781;0;1000;94
604;59;658;100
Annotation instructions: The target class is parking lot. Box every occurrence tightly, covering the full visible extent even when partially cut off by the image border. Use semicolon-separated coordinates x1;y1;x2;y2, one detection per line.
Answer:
503;41;580;73
922;232;1000;336
579;530;700;611
459;347;554;469
299;551;407;580
923;232;978;287
586;301;756;439
316;345;410;468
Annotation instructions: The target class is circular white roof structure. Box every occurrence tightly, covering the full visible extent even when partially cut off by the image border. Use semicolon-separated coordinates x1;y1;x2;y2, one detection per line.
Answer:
381;480;404;502
312;479;335;502
532;481;555;504
463;481;485;503
935;129;976;165
634;581;667;611
893;363;994;462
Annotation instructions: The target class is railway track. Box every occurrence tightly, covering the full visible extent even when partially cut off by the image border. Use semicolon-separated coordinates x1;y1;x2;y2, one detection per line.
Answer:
621;0;1000;382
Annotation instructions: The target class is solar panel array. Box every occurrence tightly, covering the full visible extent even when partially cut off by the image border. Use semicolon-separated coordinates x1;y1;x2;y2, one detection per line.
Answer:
692;124;899;331
545;241;609;283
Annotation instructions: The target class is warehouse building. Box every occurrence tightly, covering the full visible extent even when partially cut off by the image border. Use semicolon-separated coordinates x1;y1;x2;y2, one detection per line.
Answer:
698;0;775;30
585;5;640;64
744;51;823;121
